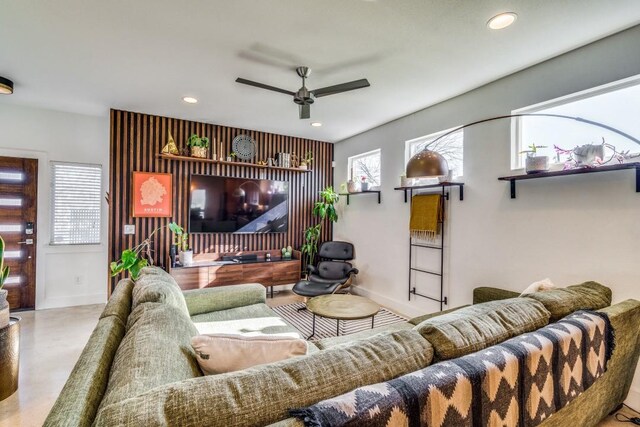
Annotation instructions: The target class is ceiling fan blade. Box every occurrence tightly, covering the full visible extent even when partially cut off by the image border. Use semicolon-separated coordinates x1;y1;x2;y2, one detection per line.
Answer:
311;79;370;98
299;104;311;119
235;78;295;96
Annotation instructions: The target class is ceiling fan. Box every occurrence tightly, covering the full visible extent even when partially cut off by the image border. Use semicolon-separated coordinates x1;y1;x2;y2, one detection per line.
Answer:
236;66;370;119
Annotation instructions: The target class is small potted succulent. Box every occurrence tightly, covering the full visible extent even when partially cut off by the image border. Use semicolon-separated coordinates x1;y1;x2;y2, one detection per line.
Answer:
521;144;549;174
187;134;210;159
299;151;313;170
178;233;193;266
360;176;369;192
227;152;237;162
0;236;11;329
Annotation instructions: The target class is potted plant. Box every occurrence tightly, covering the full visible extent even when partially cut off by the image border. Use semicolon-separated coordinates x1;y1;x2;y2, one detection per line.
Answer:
521;144;549;174
178;233;193;266
299;151;313;170
227;152;237;162
301;186;339;269
360;176;369;192
187;134;210;159
0;236;10;329
111;222;183;280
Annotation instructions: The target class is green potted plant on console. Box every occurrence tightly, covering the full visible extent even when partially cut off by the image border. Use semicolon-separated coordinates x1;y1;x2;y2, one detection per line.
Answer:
187;134;210;159
178;233;193;266
111;222;183;280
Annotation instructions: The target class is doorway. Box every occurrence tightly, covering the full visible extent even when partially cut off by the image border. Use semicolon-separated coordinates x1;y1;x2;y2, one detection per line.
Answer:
0;156;37;310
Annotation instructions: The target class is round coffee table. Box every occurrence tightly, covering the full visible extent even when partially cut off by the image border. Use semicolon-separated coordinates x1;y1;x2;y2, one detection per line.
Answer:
306;294;380;339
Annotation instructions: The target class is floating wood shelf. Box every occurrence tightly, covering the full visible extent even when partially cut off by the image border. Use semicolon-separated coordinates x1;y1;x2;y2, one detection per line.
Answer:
339;191;381;205
498;162;640;199
394;182;465;202
157;154;313;173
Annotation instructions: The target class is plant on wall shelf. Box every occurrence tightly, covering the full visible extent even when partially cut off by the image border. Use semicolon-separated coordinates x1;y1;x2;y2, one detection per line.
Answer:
301;186;339;268
186;134;210;149
187;134;210;159
110;222;183;280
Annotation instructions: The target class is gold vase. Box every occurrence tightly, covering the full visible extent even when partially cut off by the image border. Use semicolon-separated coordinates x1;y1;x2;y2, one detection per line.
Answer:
191;146;208;159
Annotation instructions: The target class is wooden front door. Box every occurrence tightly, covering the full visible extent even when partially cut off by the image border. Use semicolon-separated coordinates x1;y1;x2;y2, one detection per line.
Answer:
0;156;37;310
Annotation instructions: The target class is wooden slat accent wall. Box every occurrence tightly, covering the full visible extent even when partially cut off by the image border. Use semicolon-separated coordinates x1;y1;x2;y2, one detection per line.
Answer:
109;109;333;291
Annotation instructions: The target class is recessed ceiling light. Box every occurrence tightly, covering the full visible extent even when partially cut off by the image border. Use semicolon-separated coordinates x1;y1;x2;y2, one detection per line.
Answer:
0;76;14;95
487;12;517;30
310;122;322;127
182;96;198;104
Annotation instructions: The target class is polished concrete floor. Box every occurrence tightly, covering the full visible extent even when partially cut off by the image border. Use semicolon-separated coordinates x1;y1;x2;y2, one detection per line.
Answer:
0;291;636;427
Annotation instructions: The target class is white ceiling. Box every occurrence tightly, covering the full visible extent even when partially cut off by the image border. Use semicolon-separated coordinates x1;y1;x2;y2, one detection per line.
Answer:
1;1;639;142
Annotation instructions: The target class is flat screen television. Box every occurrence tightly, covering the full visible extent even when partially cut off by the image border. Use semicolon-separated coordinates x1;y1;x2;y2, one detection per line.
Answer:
189;175;289;233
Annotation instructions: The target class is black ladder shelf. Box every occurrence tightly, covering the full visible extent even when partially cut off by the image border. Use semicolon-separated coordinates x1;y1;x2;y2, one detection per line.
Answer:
394;182;464;311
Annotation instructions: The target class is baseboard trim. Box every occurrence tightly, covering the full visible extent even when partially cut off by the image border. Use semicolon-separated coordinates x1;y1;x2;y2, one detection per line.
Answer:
625;386;640;412
38;293;106;310
350;286;436;319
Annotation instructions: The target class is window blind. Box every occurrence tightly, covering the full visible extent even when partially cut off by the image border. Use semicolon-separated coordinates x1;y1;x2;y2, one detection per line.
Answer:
51;162;102;245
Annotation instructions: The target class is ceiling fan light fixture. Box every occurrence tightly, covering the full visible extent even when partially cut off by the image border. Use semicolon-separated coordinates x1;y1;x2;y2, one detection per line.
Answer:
487;12;517;30
406;149;449;178
182;96;198;104
0;77;14;95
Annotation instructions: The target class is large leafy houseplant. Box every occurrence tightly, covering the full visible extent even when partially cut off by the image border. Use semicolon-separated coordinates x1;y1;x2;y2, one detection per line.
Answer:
110;222;183;280
301;186;339;268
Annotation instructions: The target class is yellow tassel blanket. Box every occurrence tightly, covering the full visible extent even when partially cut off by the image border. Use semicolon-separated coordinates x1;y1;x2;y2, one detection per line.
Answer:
409;194;442;241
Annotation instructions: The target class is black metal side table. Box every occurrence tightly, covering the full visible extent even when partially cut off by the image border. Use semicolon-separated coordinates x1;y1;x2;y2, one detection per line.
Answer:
0;316;20;401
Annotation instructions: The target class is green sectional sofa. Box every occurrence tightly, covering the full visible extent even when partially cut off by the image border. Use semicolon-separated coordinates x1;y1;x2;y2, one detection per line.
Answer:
44;267;640;427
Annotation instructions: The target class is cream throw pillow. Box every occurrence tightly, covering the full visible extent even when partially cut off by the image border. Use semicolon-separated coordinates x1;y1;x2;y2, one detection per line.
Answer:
191;334;308;375
521;278;556;296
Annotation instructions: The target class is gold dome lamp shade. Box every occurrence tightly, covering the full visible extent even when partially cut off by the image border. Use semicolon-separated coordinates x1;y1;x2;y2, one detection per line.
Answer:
405;149;449;179
0;77;13;95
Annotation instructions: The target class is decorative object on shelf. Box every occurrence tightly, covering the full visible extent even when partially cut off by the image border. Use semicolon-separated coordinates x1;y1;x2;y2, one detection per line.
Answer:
227;152;238;162
0;236;10;329
256;160;267;166
553;138;639;170
301;187;339;268
278;152;291;168
521;144;550;174
110;222;183;280
299;151;313;170
282;246;293;259
267;158;276;167
232;134;257;161
410;194;443;242
178;233;193;266
157;153;313;173
406;149;449;179
360;176;369;192
347;180;359;193
186;134;210;159
132;172;173;217
161;131;179;155
400;174;409;187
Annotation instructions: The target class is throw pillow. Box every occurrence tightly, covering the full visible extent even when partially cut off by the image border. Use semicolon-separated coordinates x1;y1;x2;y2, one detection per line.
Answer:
191;334;308;374
520;278;556;296
523;281;612;322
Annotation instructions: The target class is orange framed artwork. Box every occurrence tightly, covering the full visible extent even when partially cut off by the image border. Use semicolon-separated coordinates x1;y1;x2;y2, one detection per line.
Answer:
132;172;173;217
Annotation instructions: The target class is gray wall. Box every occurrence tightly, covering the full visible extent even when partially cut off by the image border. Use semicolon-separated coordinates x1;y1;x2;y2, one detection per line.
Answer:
334;25;640;407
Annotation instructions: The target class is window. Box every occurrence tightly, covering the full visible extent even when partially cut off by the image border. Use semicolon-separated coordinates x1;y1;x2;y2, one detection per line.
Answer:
347;149;381;187
51;162;102;245
513;75;640;169
405;127;464;179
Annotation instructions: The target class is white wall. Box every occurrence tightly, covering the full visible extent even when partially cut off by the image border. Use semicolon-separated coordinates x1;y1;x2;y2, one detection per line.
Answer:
0;103;109;309
335;25;640;408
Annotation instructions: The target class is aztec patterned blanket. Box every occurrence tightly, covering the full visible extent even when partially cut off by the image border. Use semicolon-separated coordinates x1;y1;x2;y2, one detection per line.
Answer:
291;310;614;427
